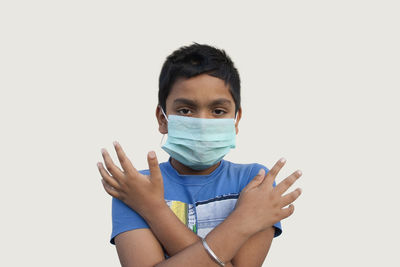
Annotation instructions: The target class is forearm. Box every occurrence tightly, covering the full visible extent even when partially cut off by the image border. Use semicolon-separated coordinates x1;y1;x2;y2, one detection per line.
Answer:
143;204;199;255
143;204;234;266
153;209;251;267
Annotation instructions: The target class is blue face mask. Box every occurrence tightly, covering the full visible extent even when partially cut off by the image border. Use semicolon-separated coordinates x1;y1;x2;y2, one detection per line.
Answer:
160;108;237;170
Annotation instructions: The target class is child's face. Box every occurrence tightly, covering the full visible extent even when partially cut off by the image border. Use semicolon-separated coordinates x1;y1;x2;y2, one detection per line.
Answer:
156;73;242;135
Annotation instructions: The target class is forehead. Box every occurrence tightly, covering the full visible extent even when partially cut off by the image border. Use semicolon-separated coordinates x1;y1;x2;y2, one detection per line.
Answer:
166;74;234;105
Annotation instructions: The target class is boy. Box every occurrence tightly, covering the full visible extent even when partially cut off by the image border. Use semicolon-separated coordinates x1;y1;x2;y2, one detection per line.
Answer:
97;43;302;267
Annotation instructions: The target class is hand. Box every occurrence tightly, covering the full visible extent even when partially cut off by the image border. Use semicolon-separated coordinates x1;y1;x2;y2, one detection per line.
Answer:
234;158;302;234
97;141;166;217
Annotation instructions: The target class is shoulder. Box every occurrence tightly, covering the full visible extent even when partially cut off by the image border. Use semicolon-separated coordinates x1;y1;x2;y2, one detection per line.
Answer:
223;160;269;173
221;160;270;185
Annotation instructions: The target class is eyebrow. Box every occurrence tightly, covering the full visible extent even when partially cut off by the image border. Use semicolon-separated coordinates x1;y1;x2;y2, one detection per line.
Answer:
173;98;233;107
173;98;198;106
209;98;233;107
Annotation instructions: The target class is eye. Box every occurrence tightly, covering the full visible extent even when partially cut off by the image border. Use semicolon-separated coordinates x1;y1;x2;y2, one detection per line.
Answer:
177;108;192;115
213;109;227;116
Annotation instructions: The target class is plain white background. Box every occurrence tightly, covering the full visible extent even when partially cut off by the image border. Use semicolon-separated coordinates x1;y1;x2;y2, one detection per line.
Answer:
1;1;399;266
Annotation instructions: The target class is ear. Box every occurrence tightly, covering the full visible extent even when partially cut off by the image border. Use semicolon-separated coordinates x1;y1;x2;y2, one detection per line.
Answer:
234;107;242;135
156;105;168;134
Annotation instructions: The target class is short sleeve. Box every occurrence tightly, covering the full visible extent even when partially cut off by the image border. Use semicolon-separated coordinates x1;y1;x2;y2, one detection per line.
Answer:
110;169;151;245
110;197;149;245
248;163;283;238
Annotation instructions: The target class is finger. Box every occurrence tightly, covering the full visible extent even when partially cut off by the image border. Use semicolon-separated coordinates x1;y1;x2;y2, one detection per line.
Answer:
101;148;124;177
147;151;163;185
279;204;295;220
274;170;302;195
97;162;120;189
243;168;266;191
101;179;120;199
113;141;137;174
280;188;302;207
261;157;286;188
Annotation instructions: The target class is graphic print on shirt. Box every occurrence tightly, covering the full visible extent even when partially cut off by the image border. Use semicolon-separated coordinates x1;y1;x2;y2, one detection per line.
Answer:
166;200;197;233
195;194;239;238
166;193;239;238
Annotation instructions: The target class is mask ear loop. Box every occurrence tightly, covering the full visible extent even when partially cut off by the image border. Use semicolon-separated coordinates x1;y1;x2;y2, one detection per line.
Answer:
160;107;169;122
160;134;166;146
160;106;169;146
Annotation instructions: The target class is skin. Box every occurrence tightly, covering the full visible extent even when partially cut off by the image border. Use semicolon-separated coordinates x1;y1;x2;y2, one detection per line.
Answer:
157;74;242;175
97;74;303;267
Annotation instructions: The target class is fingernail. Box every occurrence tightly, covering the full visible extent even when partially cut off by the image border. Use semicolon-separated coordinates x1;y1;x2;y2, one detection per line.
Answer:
113;141;119;147
97;162;101;168
101;148;106;155
297;170;302;176
258;168;265;176
279;157;286;163
149;151;156;159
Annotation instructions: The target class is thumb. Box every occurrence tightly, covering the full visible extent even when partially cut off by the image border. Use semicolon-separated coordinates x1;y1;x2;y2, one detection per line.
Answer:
147;151;163;185
244;168;265;190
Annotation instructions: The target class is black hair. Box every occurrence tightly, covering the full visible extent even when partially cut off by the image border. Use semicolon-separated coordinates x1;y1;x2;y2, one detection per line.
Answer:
158;43;241;114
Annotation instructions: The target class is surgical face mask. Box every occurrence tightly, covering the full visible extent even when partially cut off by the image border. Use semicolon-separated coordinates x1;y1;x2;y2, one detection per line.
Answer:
160;108;237;170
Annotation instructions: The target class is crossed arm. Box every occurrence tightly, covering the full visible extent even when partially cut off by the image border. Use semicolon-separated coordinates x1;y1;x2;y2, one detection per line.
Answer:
114;201;275;267
98;142;302;266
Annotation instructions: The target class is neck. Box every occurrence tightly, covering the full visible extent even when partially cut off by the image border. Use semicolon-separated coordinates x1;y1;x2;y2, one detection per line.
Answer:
170;158;221;175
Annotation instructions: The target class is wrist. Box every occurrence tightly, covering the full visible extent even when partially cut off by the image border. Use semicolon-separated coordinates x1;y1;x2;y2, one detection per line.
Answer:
202;209;254;264
140;201;170;224
229;207;259;237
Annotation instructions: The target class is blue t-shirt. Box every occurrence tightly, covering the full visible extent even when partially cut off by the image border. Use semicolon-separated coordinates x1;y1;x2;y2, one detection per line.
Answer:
110;158;282;245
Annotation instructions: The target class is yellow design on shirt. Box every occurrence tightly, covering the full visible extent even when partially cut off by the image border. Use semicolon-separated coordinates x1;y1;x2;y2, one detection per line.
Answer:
170;201;188;225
